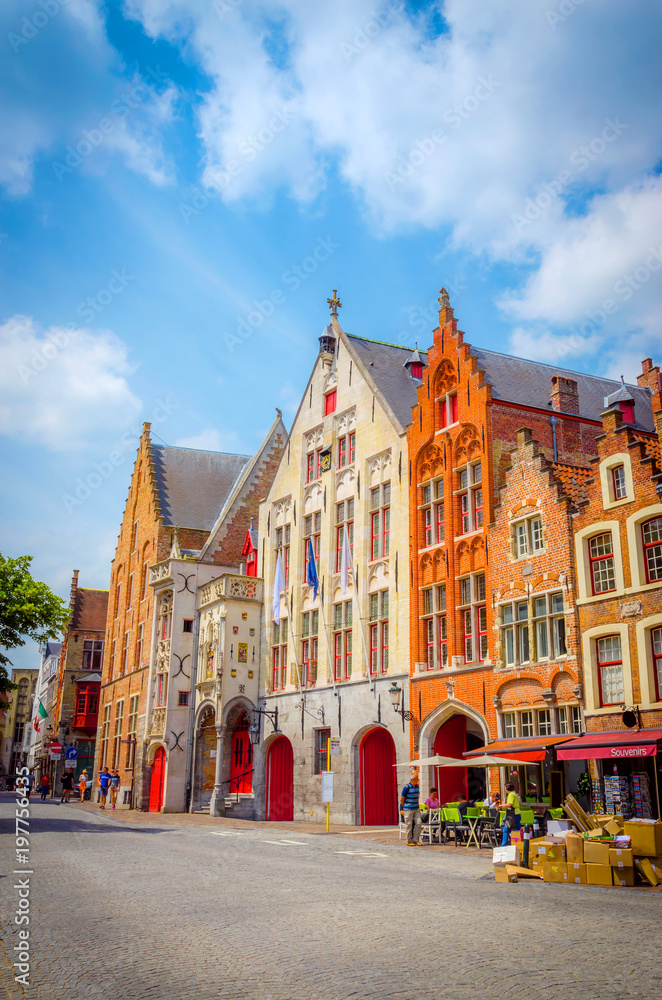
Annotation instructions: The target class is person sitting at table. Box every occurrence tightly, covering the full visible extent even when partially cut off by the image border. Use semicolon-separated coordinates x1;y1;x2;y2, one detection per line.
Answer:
457;792;470;817
483;791;501;813
425;788;440;811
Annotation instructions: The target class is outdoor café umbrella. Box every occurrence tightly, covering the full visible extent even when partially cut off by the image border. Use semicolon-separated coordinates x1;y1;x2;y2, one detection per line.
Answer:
436;754;533;767
394;755;463;768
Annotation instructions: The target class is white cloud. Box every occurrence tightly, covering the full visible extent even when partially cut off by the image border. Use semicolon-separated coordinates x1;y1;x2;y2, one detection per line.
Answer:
174;428;239;451
0;315;142;449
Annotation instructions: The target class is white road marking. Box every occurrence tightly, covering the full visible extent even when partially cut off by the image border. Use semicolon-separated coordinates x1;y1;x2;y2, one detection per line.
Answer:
335;851;388;857
210;831;248;837
262;839;307;846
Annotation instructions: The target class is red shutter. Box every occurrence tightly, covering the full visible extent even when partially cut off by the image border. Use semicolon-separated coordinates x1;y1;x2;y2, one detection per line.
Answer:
324;390;337;415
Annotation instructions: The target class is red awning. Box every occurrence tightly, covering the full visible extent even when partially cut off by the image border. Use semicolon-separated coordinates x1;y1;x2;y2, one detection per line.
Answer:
556;728;662;761
464;735;574;763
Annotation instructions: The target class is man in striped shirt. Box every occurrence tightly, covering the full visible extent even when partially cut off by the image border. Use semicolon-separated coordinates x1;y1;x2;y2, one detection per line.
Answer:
400;773;422;846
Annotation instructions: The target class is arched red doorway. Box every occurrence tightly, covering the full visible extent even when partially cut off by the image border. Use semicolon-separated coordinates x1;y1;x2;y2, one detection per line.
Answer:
149;747;166;812
433;715;486;804
266;736;293;821
359;727;397;825
230;712;253;793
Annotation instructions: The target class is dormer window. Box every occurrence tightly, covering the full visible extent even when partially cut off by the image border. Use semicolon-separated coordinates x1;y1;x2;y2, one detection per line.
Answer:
403;344;424;381
619;400;635;424
604;376;636;425
411;361;423;379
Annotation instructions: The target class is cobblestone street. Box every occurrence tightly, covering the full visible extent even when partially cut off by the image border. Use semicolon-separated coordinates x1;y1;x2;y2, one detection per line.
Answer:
1;794;660;1000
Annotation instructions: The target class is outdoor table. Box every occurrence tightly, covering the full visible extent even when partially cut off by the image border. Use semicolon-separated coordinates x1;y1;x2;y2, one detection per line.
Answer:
463;814;481;848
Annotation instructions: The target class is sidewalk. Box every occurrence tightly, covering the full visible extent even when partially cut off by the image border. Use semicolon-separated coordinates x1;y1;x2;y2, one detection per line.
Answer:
67;800;487;858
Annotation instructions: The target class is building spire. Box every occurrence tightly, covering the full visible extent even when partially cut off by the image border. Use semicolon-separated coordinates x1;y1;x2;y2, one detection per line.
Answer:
327;289;342;318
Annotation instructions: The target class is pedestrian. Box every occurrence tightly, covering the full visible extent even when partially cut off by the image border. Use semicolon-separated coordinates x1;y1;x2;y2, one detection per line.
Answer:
60;769;73;803
109;769;120;810
98;766;112;809
39;772;50;801
78;769;89;802
500;782;522;846
400;772;423;847
25;770;35;800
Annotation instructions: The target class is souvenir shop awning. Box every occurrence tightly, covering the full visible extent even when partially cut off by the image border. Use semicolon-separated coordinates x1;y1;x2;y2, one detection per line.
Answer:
556;728;662;761
463;735;575;763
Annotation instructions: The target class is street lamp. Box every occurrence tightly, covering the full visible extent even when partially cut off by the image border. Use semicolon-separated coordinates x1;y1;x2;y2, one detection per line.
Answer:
388;682;413;731
249;705;279;746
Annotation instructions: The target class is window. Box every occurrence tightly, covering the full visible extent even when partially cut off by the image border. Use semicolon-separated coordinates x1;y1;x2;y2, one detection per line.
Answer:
130;520;138;552
369;590;389;674
513;516;544;558
411;361;423;379
642;518;662;583
156;674;167;707
558;706;568;734
110;639;116;679
301;610;319;686
121;631;130;676
183;619;193;633
597;635;624;706
160;608;171;640
335;499;354;571
457;463;483;534
370;483;390;559
338;432;355;467
82;639;104;672
113;701;124;768
458;574;486;664
272;620;288;691
101;705;111;767
13;721;25;743
502;591;565;667
76;690;87;715
135;623;144;669
304;513;321;582
503;712;516;739
589;533;616;594
333;601;353;680
127;573;134;609
612;465;627;501
141;560;149;600
178;691;189;706
438;391;458;428
571;706;582;733
537;710;552;736
115;582;121;619
520;711;534;738
324;390;337;415
275;524;291;587
127;695;139;768
306;447;324;482
419;478;444;548
314;729;330;774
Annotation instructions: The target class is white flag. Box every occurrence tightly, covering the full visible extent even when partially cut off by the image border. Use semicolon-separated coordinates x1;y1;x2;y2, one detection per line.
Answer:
340;525;353;596
273;551;284;625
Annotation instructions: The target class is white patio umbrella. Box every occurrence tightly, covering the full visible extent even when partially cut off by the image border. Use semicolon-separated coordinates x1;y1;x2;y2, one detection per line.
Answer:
394;755;464;768
437;754;534;767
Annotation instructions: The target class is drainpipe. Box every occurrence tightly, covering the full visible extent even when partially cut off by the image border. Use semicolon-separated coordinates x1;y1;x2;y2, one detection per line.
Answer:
184;606;200;813
549;415;558;462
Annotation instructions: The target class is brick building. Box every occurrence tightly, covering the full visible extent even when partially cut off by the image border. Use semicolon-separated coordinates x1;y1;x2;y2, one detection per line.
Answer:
407;288;656;805
50;571;108;788
1;667;38;780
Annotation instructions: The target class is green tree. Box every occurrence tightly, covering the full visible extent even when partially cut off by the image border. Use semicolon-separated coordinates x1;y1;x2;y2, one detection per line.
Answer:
0;554;70;692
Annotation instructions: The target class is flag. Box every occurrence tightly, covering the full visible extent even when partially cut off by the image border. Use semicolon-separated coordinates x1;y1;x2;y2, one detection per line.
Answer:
340;525;353;596
34;700;47;732
273;550;284;625
305;538;319;600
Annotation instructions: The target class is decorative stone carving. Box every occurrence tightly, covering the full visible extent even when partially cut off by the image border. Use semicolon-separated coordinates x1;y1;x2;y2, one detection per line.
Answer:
446;678;455;698
368;450;392;484
304;427;324;451
226;577;257;600
620;600;643;617
150;562;172;585
150;707;166;737
303;482;323;511
156;639;171;673
274;498;292;524
159;592;173;614
335;408;356;436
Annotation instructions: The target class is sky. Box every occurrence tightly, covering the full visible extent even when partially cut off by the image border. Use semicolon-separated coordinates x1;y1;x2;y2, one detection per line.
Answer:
1;0;661;672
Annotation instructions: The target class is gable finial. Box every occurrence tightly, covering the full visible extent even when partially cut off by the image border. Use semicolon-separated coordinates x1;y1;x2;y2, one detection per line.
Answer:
438;287;450;309
327;289;342;317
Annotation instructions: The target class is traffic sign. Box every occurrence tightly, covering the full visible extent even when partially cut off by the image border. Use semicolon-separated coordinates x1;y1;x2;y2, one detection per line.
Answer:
65;746;78;760
50;741;62;753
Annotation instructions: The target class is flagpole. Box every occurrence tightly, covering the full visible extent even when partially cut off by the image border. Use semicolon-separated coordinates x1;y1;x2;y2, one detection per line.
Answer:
318;588;337;697
284;586;304;701
352;563;374;694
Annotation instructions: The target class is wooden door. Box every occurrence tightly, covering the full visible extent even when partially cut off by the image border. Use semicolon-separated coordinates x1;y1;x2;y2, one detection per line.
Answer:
149;747;166;812
230;712;253;793
434;715;468;804
360;728;397;825
266;736;293;821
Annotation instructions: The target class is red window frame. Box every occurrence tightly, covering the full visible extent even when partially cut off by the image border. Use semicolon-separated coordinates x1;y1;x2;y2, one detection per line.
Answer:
461;493;470;534
426;618;435;669
306;452;315;483
76;691;86;714
473;487;483;529
349;432;356;464
436;502;444;542
304;529;320;581
324;390;337;415
589;533;616;595
652;627;662;702
338;436;347;467
302;638;318;687
478;605;487;661
439;615;447;667
612;464;627;500
272;646;285;692
596;635;623;707
335;522;353;572
383;507;390;556
463;609;473;664
439;398;447;429
370;623;378;675
642;517;662;583
381;622;388;672
450;392;458;423
371;512;380;560
411;361;423;378
620;400;635;424
334;632;344;681
316;449;323;479
424;507;432;547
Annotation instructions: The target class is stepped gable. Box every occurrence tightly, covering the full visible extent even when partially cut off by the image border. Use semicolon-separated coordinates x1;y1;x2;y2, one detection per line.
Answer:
633;431;661;468
346;335;428;431
470;347;655;430
550;462;593;509
70;589;108;632
151;445;250;531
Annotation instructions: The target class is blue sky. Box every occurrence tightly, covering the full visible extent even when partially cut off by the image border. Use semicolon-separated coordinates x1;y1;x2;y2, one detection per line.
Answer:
1;0;661;671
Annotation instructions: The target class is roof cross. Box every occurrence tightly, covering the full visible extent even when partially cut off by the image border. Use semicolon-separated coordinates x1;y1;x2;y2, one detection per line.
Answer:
327;289;342;317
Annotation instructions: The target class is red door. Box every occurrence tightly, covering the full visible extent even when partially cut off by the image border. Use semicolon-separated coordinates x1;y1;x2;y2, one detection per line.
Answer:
149;747;166;812
230;712;253;793
266;736;293;821
359;728;397;825
434;715;468;805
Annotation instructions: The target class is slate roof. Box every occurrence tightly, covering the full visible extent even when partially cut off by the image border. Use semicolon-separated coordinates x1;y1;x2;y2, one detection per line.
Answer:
551;463;593;508
470;347;655;431
71;589;108;632
44;642;62;659
151;445;251;530
346;336;428;430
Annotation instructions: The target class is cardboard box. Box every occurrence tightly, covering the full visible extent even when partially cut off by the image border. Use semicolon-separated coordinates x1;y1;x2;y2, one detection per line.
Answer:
624;820;662;858
492;845;518;865
583;841;611;866
612;867;635;887
494;865;517;883
547;820;574;835
536;841;566;861
565;862;587;884
634;857;661;887
531;858;545;871
542;861;567;884
604;818;623;836
584;827;607;840
528;837;548;857
566;832;584;864
586;863;613;886
609;847;634;869
507;865;543;880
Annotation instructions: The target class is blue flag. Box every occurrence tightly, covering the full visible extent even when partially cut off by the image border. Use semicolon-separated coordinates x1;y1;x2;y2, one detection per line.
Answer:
305;538;319;599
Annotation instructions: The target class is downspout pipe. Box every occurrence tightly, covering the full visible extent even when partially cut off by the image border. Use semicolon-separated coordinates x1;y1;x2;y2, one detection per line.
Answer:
184;610;200;814
549;414;558;462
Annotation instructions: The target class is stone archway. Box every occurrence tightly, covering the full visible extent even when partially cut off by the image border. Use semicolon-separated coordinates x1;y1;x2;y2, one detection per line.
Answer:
417;699;489;803
191;704;216;813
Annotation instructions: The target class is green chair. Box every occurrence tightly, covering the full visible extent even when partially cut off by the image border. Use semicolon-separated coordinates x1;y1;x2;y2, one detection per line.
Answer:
466;806;481;818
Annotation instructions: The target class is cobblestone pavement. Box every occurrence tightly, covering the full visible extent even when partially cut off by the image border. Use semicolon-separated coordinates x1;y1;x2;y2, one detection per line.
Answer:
1;794;660;1000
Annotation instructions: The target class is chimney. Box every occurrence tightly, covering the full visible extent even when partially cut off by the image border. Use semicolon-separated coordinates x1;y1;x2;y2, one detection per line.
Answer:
637;357;662;393
69;570;79;610
601;406;623;435
550;376;579;414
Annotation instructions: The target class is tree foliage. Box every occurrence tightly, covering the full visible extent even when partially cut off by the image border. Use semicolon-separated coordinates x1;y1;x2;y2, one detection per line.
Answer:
0;554;70;692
